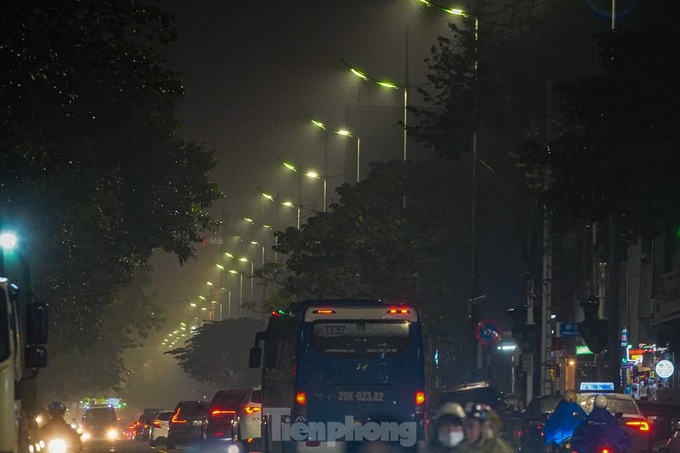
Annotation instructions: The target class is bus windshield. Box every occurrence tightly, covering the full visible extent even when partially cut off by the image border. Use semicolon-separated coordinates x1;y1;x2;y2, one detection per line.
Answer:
311;321;411;359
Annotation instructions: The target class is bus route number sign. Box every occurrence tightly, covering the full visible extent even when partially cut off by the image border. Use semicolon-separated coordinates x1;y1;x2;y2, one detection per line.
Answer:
475;318;503;347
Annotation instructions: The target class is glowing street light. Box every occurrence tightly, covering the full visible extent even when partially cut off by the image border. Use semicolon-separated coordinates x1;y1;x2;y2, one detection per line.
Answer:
304;118;362;184
341;57;409;164
279;157;318;230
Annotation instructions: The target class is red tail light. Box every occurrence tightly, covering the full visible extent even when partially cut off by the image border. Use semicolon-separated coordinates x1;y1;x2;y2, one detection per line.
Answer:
211;408;236;416
415;391;426;406
171;408;187;423
625;419;650;432
244;405;262;414
152;421;161;428
388;308;410;314
296;392;307;405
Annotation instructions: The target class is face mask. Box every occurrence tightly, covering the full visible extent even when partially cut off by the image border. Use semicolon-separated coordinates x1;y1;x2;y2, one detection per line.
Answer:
438;431;464;448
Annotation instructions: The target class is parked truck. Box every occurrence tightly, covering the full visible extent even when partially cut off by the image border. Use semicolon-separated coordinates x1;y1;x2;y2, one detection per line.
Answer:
0;277;48;453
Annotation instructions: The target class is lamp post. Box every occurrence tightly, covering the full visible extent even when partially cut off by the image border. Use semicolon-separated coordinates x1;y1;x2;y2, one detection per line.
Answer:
250;241;266;306
228;270;244;318
342;59;408;163
238;257;255;310
306;117;361;184
281;158;320;227
307;117;354;210
419;0;487;378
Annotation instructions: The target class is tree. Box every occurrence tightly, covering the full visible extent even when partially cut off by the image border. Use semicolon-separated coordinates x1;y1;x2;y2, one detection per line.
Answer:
517;2;680;240
37;265;163;400
165;318;265;387
1;1;220;353
269;160;470;318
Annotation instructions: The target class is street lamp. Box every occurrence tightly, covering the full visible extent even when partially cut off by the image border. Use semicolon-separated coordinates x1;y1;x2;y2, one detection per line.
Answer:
250;241;267;307
280;158;321;227
306;115;362;185
239;257;255;308
341;52;408;163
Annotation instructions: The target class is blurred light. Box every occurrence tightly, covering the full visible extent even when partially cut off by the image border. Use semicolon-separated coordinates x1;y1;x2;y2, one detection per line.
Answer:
0;232;17;250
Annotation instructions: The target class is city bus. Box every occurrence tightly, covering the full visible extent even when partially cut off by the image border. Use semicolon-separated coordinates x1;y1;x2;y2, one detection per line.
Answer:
249;300;426;453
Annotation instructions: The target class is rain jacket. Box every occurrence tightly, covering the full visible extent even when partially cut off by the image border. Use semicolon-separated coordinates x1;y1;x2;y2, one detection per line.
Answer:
570;407;632;453
543;401;587;446
458;437;514;453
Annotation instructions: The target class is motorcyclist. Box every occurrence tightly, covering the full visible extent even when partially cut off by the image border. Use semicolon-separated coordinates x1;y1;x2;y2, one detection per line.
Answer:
570;395;631;453
427;402;468;452
460;403;514;453
38;401;82;453
543;389;587;448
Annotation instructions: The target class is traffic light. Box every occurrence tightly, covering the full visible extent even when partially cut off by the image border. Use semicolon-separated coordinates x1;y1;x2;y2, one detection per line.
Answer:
578;296;608;354
507;305;537;354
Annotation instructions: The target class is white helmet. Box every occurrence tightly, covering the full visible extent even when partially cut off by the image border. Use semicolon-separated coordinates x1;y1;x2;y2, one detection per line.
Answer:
435;402;466;421
594;394;608;409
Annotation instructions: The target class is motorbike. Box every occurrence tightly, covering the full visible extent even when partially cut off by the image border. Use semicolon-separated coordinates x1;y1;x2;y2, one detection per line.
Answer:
37;429;82;453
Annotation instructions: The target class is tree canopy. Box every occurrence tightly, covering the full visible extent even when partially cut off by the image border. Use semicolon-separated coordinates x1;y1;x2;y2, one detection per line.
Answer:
517;1;680;240
268;160;470;319
1;0;220;354
165;318;265;387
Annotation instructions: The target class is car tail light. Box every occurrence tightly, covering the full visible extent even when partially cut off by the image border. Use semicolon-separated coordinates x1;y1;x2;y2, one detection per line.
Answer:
171;408;187;423
388;308;410;314
296;392;307;405
244;405;261;414
152;421;161;428
211;408;236;416
625;420;650;432
415;391;426;406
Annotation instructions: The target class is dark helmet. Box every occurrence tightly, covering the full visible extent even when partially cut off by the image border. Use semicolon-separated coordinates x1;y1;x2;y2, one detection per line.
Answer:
464;402;490;421
48;401;67;416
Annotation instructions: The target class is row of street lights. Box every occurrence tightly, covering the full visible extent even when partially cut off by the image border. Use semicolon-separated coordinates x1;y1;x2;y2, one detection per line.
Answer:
162;1;480;349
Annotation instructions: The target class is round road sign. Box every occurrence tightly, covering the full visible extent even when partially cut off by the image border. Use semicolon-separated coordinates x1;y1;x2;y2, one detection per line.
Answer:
656;359;675;379
475;318;503;347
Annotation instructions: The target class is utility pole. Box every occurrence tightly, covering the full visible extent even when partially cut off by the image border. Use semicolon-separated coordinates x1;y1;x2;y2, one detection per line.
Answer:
540;196;553;395
540;82;554;396
526;279;535;405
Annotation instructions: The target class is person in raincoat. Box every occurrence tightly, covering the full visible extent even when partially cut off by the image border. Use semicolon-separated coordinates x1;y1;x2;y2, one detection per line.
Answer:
460;403;514;453
543;389;587;447
570;395;631;453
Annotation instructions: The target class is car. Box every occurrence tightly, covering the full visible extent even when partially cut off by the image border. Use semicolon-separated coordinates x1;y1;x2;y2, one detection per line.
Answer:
167;400;209;449
518;395;562;453
134;408;165;441
575;392;653;453
149;410;173;447
204;386;262;450
80;404;119;441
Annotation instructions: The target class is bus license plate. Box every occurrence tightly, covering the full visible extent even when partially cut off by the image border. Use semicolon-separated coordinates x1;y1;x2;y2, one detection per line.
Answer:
338;391;384;402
